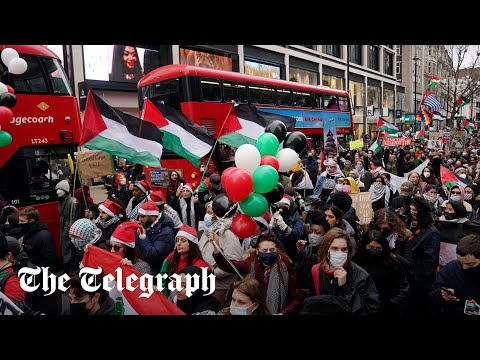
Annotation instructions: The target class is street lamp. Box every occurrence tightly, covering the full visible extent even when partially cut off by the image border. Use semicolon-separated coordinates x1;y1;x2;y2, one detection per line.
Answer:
413;56;420;132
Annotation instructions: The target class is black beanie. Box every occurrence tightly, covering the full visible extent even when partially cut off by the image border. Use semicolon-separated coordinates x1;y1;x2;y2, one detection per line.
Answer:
330;192;353;212
447;200;467;218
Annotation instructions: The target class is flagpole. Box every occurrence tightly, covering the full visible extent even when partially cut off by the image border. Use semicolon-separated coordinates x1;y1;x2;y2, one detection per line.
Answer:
198;103;235;187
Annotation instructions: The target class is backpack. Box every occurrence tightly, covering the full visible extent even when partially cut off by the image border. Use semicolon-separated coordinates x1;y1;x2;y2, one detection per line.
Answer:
0;265;63;315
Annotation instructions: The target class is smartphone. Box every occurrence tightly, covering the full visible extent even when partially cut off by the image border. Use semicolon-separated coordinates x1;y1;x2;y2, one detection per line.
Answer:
441;287;455;296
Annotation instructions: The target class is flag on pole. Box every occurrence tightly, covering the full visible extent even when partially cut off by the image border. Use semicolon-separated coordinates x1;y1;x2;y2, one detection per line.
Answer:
422;94;443;112
427;76;447;90
80;91;163;167
218;104;267;147
456;95;471;109
377;116;399;134
464;119;475;132
368;131;383;155
142;99;214;167
415;126;425;142
82;246;185;315
417;105;433;127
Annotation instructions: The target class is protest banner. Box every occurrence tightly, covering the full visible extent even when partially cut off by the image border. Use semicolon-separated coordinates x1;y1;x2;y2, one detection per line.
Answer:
382;137;412;147
77;150;115;182
350;192;374;225
349;139;364;150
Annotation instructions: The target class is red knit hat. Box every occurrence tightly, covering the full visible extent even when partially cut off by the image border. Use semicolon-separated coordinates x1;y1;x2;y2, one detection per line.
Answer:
148;190;166;206
183;183;194;194
134;179;151;194
138;201;159;216
98;199;123;218
110;221;146;248
176;224;198;244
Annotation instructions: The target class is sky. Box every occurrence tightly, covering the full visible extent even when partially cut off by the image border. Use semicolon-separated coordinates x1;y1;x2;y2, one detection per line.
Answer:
457;45;480;69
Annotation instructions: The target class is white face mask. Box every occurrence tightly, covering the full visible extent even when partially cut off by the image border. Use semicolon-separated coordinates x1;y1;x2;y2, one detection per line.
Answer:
458;173;467;179
204;213;214;228
329;250;348;267
335;184;344;191
423;172;430;178
464;193;473;201
120;178;127;185
230;302;256;315
308;233;323;247
56;189;65;197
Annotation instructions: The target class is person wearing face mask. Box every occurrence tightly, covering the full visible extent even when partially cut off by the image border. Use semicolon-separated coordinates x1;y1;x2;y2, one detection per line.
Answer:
354;160;373;191
302;195;323;226
436;200;480;267
352;230;410;317
302;227;380;316
65;271;116;315
314;159;345;201
295;216;330;294
17;207;56;269
305;149;319;186
405;196;440;317
429;234;480;319
348;170;366;192
420;166;441;192
422;184;443;218
55;179;76;274
108;172;133;209
369;175;390;211
210;232;302;315
463;185;480;222
454;166;470;182
441;185;473;217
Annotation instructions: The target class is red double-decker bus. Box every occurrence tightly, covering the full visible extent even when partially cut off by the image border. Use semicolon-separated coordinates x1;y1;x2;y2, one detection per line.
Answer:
0;45;81;258
137;64;353;187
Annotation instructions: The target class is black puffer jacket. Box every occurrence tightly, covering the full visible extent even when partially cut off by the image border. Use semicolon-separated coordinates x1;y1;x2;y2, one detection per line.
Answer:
22;220;57;268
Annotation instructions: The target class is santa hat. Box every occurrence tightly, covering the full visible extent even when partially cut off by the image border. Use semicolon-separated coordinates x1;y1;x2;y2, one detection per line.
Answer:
276;195;291;207
110;221;146;247
134;179;151;194
253;211;271;230
148;190;166;206
138;201;159;216
183;183;194;194
98;199;123;218
176;224;199;244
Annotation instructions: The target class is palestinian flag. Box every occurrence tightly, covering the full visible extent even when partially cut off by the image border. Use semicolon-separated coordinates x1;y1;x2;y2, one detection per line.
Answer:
368;131;382;155
464;119;475;132
80;91;163;167
456;95;471;109
440;165;460;188
142;99;214;167
377;116;399;134
427;76;447;90
82;246;185;315
218;104;267;148
415;126;425;143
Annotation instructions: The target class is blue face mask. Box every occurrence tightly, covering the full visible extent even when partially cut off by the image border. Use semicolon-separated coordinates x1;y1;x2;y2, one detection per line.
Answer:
450;195;461;202
304;206;311;213
257;251;277;267
230;302;256;315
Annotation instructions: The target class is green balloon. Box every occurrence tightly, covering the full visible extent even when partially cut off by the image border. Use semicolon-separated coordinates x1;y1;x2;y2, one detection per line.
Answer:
252;165;279;194
256;132;279;157
239;193;268;217
0;130;12;147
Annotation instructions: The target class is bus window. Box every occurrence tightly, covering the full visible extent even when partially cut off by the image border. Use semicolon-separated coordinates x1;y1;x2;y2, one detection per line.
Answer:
313;94;323;109
12;55;48;94
41;57;72;96
223;81;247;103
293;91;312;107
147;78;182;109
337;96;350;111
201;78;221;102
277;88;293;106
249;85;275;105
324;95;339;109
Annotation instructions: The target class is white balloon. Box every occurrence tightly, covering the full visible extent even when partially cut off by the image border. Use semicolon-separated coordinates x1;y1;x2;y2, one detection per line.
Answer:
234;144;261;174
8;57;28;75
276;148;298;172
0;82;7;95
1;48;19;67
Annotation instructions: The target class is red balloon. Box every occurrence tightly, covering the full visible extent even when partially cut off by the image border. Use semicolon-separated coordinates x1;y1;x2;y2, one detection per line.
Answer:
260;155;280;171
6;85;14;94
224;168;253;203
0;106;13;126
231;214;257;239
221;167;238;191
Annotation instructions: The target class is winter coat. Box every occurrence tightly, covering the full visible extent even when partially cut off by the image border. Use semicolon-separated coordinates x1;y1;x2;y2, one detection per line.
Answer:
302;261;381;317
198;218;243;291
108;185;132;209
429;259;480;319
59;194;76;264
272;201;304;263
136;213;175;276
22;220;56;268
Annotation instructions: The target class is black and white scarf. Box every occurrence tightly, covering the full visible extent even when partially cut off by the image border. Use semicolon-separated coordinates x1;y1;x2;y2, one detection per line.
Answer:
370;183;389;206
94;215;121;229
126;196;147;221
179;197;196;229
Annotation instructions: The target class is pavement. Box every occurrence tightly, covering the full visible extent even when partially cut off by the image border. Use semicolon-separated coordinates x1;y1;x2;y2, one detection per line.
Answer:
89;184;109;204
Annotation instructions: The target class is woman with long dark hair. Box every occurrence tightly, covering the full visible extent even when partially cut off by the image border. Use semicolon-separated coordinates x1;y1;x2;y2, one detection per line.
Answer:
110;45;144;82
166;170;184;204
